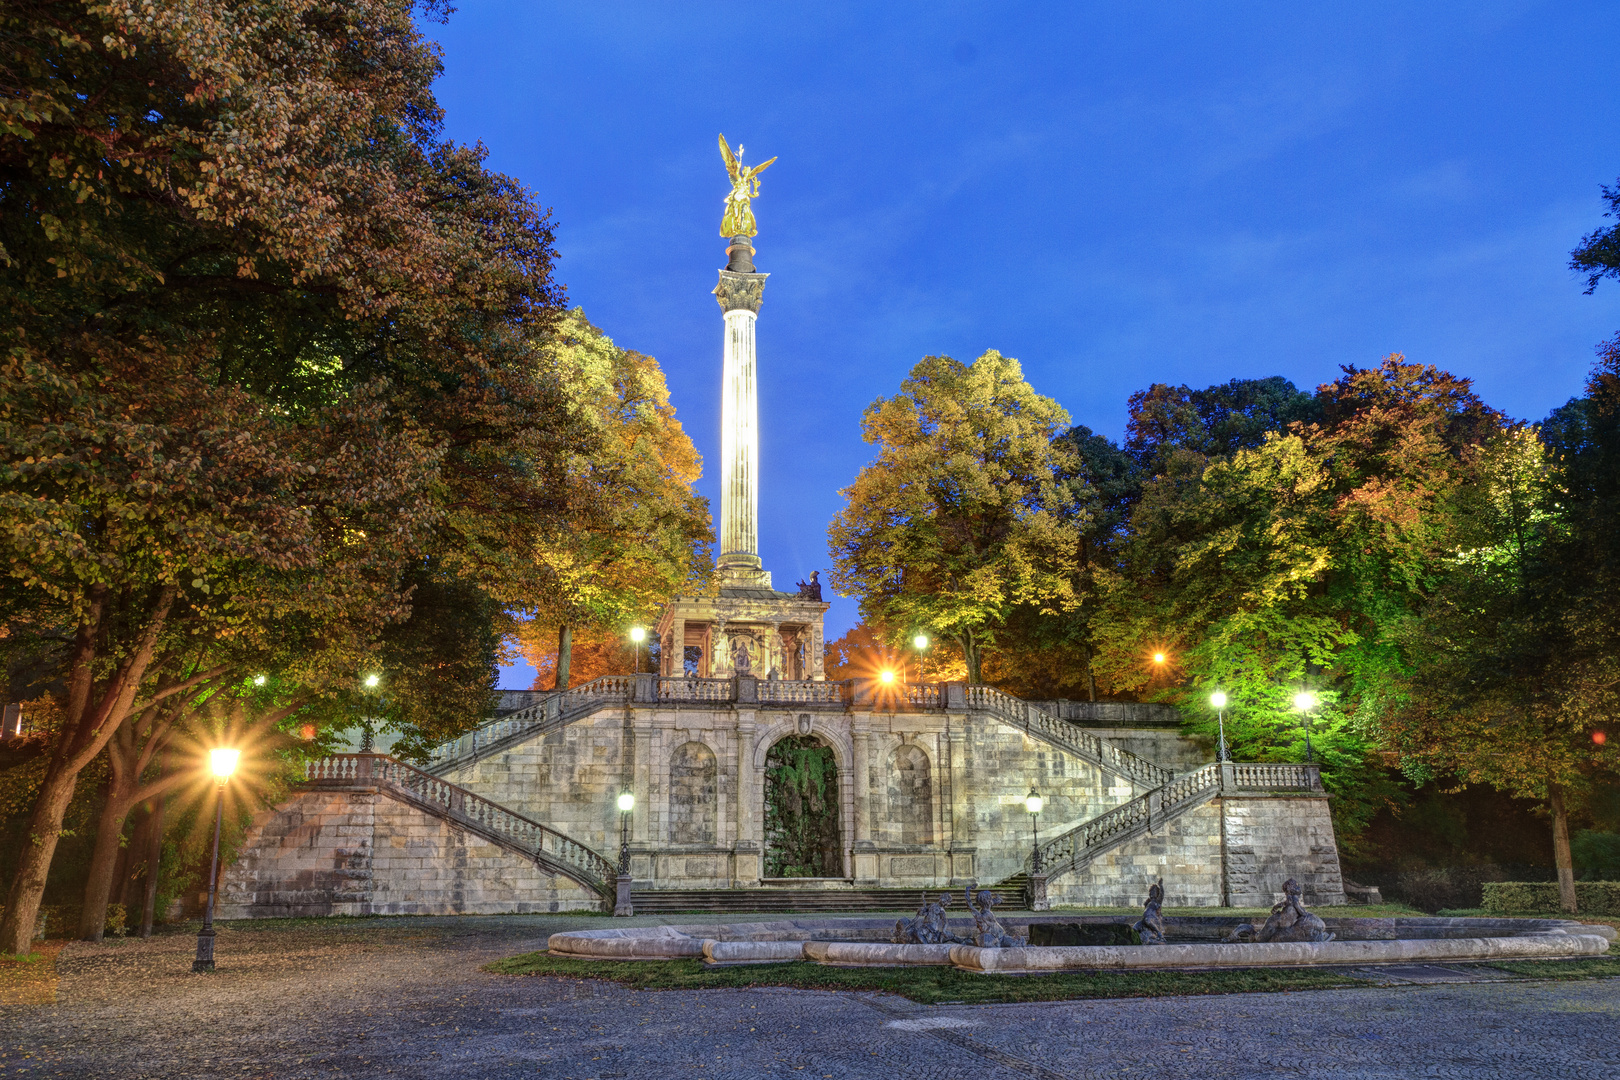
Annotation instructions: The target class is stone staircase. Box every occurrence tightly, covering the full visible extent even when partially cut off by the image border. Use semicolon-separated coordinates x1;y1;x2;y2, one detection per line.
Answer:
629;880;1030;915
304;754;618;901
1030;761;1322;882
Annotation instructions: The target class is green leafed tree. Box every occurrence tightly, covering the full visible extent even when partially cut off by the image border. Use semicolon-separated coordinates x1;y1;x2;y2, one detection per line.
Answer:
514;308;713;688
828;350;1085;684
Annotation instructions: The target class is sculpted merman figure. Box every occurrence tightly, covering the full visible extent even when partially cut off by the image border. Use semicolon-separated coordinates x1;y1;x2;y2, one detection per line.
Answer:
1226;878;1336;943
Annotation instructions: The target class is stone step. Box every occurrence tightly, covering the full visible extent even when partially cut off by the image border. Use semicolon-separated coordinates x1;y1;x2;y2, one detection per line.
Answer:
628;884;1028;914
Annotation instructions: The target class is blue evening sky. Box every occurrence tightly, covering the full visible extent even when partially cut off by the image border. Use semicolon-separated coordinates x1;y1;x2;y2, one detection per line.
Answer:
420;3;1620;688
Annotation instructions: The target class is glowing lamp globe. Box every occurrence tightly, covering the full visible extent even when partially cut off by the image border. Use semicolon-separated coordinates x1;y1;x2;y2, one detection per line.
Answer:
1025;788;1043;815
1595;731;1608;746
1293;692;1317;712
912;634;929;651
629;626;647;643
209;747;241;781
1210;691;1228;709
617;791;635;813
364;673;380;688
253;674;267;686
879;669;896;684
1152;652;1166;664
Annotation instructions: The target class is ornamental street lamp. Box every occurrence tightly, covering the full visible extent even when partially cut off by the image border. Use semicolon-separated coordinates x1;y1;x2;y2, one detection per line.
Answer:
1292;691;1317;764
616;790;635;874
1025;787;1044;873
1210;691;1229;763
192;747;240;973
911;633;929;681
360;672;381;752
629;626;647;674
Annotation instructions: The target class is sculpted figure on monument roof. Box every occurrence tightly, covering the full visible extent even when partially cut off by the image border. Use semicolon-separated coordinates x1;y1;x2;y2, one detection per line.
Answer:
719;134;775;238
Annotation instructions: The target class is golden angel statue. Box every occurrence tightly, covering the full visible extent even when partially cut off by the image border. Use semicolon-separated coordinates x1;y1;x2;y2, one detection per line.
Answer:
719;134;775;238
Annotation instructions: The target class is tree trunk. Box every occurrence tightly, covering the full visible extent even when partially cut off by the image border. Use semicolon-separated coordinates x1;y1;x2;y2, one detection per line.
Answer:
556;624;573;690
1082;642;1097;702
0;765;81;953
78;770;138;941
139;794;165;938
958;632;982;685
1550;783;1578;914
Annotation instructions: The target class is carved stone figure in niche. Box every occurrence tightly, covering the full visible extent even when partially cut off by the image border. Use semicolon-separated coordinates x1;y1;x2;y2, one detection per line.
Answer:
1132;878;1167;945
731;634;753;675
966;887;1026;948
794;570;823;601
892;892;966;945
1225;878;1335;943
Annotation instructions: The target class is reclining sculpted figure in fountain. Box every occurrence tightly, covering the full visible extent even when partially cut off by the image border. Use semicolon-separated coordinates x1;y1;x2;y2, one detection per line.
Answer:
1226;878;1335;943
892;892;961;945
891;887;1027;947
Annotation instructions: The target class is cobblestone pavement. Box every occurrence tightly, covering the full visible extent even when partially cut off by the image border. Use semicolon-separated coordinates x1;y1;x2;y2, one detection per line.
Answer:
0;914;1615;1080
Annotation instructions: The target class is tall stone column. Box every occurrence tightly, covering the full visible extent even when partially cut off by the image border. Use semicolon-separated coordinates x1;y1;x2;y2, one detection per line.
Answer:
714;244;769;587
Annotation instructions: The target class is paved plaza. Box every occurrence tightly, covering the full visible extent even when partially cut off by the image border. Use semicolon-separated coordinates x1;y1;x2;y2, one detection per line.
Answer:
1;914;1615;1080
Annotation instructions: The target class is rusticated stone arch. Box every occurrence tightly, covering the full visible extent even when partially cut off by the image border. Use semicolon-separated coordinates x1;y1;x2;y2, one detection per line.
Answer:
669;741;717;844
886;743;933;845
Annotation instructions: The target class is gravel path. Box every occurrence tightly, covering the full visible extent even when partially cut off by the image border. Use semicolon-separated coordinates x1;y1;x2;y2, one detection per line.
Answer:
0;914;1616;1079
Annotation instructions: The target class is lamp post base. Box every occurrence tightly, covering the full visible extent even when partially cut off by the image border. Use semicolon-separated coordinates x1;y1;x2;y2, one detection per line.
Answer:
613;874;634;917
1026;873;1050;912
192;928;216;973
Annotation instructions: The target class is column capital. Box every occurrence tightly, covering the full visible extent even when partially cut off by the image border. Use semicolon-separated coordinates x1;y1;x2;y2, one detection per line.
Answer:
715;270;768;314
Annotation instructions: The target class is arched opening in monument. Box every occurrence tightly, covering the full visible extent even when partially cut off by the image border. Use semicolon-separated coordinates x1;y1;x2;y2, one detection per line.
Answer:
886;744;933;845
762;734;842;878
668;741;717;844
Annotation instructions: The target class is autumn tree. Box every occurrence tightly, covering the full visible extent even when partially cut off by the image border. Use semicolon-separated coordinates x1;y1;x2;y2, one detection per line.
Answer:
828;351;1085;684
0;1;576;952
513;308;713;688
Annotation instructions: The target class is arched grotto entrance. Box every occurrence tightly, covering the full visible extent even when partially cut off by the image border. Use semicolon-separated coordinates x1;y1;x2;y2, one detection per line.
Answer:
762;734;843;878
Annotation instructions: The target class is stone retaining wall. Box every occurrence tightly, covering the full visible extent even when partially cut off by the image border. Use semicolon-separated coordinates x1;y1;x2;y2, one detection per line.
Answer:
218;788;603;918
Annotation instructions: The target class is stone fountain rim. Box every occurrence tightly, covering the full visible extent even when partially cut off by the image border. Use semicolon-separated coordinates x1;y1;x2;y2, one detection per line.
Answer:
545;914;1614;971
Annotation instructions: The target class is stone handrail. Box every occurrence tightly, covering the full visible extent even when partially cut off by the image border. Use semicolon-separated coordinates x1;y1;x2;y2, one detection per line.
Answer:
424;676;1174;791
964;685;1173;788
1033;761;1324;880
305;753;617;899
757;679;846;705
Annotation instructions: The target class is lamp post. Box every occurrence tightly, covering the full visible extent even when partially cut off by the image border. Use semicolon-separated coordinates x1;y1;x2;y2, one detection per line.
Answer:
1292;691;1317;764
192;747;240;973
911;633;929;681
1210;691;1229;763
629;626;646;674
360;672;381;752
1024;787;1044;873
614;791;635;917
617;790;635;871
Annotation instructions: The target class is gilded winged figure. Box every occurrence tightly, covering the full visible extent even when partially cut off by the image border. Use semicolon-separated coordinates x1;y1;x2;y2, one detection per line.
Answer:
718;134;776;238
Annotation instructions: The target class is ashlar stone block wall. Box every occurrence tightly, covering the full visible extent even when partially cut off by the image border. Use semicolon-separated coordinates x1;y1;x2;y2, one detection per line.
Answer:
218;788;602;918
1047;799;1226;909
1223;794;1346;907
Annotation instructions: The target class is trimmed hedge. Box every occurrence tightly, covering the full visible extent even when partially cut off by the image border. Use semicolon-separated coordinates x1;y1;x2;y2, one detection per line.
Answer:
1482;881;1620;915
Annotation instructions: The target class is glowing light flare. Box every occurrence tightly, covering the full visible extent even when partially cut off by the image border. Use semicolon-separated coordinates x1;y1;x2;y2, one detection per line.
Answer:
1152;652;1166;664
209;747;241;780
1595;731;1608;746
879;669;897;684
363;673;381;688
1024;788;1043;815
252;674;267;686
629;626;647;643
912;634;929;651
1210;691;1228;709
617;791;635;812
1293;692;1317;712
299;724;318;741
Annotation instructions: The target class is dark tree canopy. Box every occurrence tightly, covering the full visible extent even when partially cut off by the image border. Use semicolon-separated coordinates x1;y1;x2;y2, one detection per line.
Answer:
1571;180;1620;294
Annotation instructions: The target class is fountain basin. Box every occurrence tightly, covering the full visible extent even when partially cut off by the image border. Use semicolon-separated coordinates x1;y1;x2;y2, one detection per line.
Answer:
546;915;1613;972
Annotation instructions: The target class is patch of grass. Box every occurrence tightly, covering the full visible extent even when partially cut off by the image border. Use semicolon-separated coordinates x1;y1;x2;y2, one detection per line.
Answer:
0;943;63;1006
485;951;1375;1004
1045;903;1428;919
1482;955;1620;980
